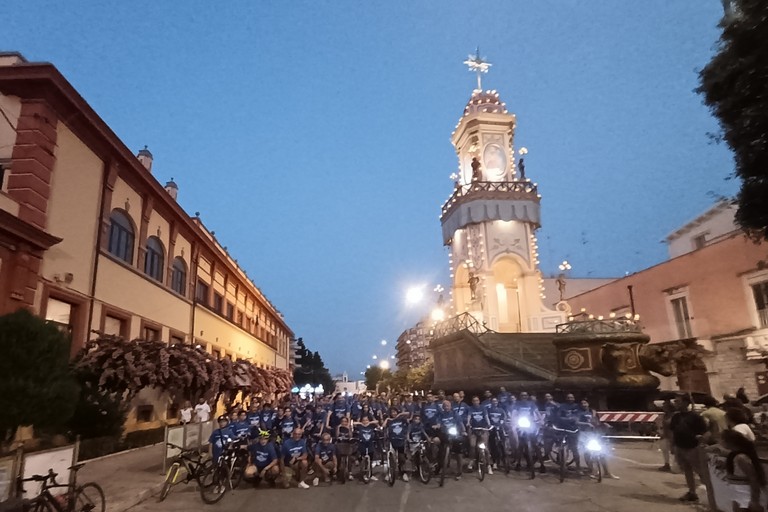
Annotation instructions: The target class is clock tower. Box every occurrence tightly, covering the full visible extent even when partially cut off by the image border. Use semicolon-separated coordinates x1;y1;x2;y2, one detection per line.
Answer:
440;51;566;332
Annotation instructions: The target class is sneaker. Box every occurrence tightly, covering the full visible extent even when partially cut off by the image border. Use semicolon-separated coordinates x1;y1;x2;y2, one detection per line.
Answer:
658;464;672;472
455;474;462;481
370;475;379;481
678;492;698;502
298;481;310;489
492;463;498;470
467;462;474;470
312;477;319;487
487;467;494;475
402;473;410;482
606;473;620;480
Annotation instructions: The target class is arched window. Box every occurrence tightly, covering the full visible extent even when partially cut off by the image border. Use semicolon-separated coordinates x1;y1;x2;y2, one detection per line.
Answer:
144;236;165;282
108;210;134;263
171;257;187;295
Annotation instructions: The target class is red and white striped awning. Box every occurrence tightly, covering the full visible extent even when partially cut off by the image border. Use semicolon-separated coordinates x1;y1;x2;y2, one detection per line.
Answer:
598;412;660;423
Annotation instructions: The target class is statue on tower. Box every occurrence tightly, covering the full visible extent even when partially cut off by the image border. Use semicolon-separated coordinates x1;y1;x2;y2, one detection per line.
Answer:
518;157;526;181
471;157;482;183
468;272;480;300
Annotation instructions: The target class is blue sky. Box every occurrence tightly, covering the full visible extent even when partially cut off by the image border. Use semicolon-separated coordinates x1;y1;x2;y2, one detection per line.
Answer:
5;1;734;375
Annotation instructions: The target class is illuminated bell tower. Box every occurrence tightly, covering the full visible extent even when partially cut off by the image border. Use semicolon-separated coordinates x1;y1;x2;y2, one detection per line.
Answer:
440;50;565;332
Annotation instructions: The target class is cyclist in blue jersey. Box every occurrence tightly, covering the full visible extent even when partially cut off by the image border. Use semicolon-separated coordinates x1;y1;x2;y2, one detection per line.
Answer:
467;395;493;474
487;397;508;469
279;407;298;439
481;390;494;411
336;416;353;441
294;403;313;431
422;393;441;434
247;402;261;430
209;415;235;463
402;394;419;420
280;427;310;489
452;392;470;423
383;407;410;482
248;430;280;487
232;411;251;439
497;387;512;407
327;396;349;431
435;400;466;480
311;432;337;486
260;403;277;432
359;403;378;423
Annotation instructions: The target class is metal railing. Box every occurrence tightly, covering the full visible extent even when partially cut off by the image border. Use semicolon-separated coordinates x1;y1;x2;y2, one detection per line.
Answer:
432;312;487;339
556;317;642;334
440;180;539;217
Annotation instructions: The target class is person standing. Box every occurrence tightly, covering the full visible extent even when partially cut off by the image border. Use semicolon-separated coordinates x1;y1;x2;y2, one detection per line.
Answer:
179;401;193;424
670;396;708;502
700;395;727;445
658;398;676;472
194;397;211;423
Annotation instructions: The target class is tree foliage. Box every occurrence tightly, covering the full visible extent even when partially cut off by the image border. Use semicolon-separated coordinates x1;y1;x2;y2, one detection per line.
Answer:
74;336;293;404
364;366;392;391
0;309;79;443
698;0;768;240
292;338;334;393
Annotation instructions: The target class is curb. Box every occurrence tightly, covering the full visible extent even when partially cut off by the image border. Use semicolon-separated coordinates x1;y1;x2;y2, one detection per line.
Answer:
111;481;164;512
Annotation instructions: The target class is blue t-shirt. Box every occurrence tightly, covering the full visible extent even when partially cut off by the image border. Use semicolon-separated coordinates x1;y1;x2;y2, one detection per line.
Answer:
439;411;464;436
422;403;440;426
454;402;470;421
294;409;312;428
577;408;594;426
209;427;234;461
355;424;377;445
555;403;579;428
329;402;349;428
481;398;493;411
514;400;538;417
249;442;277;469
260;409;276;430
350;402;362;420
336;425;352;441
468;405;490;428
387;417;408;443
311;411;327;434
487;406;506;427
542;401;560;421
407;424;428;442
281;437;308;464
232;421;250;438
315;442;337;463
403;402;419;417
279;416;297;437
497;391;512;406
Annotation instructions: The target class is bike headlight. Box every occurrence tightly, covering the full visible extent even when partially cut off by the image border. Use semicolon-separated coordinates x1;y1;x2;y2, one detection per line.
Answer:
586;439;602;452
478;443;486;450
448;427;458;436
517;417;531;429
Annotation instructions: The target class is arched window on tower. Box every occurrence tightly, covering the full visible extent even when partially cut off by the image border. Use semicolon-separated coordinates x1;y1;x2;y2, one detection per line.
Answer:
144;236;165;282
171;257;187;295
108;209;135;264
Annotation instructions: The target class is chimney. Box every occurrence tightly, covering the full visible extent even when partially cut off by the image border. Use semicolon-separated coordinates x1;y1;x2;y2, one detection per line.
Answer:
165;178;178;201
137;145;153;172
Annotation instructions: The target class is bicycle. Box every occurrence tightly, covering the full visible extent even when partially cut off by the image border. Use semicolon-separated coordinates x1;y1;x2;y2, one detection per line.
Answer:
582;433;605;483
513;416;539;480
16;464;105;512
471;427;491;482
199;440;246;504
335;438;358;484
383;439;398;487
437;427;463;487
550;425;579;483
408;439;432;484
159;443;213;502
488;426;510;475
358;442;375;484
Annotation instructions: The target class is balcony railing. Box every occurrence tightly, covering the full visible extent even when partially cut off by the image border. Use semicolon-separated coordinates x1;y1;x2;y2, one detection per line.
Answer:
555;318;642;334
759;309;768;329
433;312;487;339
440;180;540;218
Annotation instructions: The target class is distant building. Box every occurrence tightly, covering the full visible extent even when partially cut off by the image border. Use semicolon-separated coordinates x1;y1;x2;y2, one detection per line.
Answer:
333;372;366;395
0;52;294;429
569;201;768;399
396;320;432;370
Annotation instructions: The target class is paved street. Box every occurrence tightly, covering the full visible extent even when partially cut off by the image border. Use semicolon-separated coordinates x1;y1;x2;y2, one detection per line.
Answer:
130;444;706;512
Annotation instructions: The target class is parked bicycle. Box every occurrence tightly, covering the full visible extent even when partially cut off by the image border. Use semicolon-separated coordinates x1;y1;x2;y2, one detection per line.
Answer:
158;443;212;502
16;463;105;512
199;440;247;504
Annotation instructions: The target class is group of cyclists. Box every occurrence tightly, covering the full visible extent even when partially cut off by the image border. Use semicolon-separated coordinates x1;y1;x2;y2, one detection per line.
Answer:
206;387;614;489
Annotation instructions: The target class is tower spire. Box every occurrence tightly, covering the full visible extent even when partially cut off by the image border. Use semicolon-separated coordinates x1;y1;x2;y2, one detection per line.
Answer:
463;47;492;91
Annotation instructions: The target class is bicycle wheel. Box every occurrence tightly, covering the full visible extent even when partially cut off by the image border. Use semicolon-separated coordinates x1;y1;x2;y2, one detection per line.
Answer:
476;448;485;482
340;455;348;485
595;456;603;483
386;450;397;487
200;465;228;504
558;442;568;483
73;482;105;512
362;455;371;484
500;436;510;475
230;453;247;489
159;462;180;502
29;498;55;512
417;451;432;484
439;445;450;487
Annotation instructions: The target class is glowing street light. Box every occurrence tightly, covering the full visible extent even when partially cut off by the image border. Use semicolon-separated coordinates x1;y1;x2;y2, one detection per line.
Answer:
381;339;387;346
379;360;391;370
431;307;446;322
372;355;378;360
405;286;425;305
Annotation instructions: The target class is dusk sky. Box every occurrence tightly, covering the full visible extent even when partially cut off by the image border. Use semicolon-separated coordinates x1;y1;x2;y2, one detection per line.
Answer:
5;2;735;376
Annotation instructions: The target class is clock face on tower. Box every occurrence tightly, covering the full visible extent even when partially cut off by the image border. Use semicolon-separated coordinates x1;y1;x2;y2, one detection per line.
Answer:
483;144;507;179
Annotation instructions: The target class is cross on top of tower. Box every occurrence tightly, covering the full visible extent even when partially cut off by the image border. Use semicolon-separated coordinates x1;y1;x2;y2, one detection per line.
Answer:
463;47;492;91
